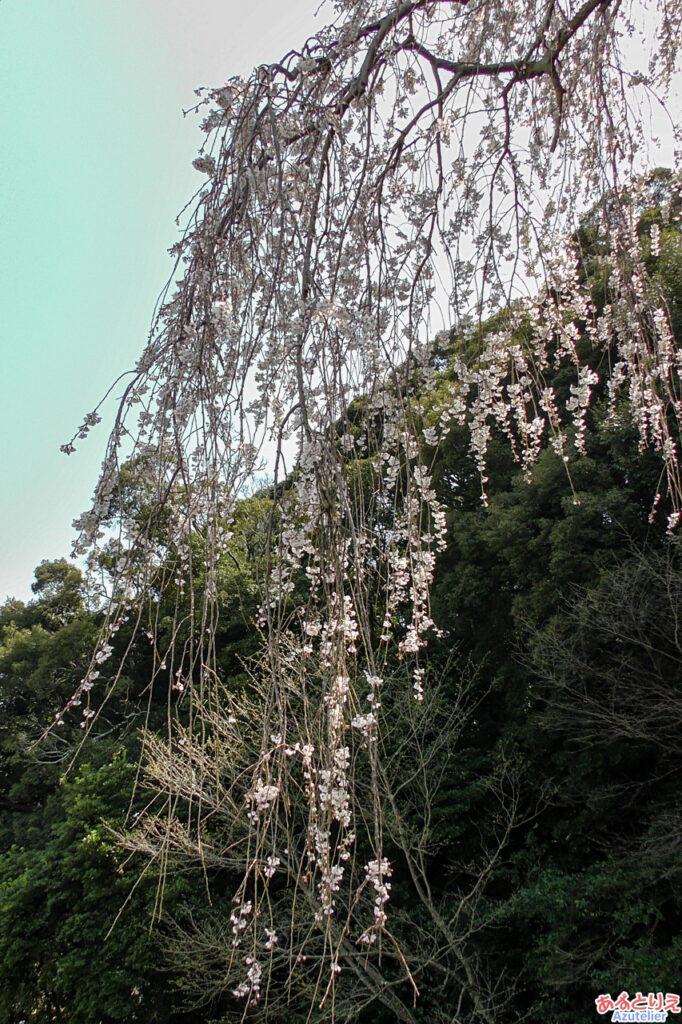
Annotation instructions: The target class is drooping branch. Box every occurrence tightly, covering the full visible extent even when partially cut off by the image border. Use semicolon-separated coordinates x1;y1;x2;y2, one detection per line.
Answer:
62;1;682;1019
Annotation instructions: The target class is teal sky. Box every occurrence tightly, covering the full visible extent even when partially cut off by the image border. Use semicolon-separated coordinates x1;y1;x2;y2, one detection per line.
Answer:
0;0;321;602
1;2;677;604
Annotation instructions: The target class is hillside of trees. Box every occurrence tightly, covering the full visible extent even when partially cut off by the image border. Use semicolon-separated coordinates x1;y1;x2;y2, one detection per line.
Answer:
2;178;681;1022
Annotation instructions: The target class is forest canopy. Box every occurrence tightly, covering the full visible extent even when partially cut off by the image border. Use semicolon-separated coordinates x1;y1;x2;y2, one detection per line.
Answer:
3;174;682;1021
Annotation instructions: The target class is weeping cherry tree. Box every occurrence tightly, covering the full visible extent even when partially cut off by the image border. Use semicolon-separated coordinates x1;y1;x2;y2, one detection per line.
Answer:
60;0;682;1018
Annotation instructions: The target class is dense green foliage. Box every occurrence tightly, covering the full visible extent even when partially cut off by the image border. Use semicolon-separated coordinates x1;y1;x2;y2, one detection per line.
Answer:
2;185;681;1021
0;563;197;1022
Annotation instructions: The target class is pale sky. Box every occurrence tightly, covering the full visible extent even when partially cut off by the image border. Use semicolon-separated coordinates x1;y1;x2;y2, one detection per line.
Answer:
0;0;323;602
1;1;678;604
